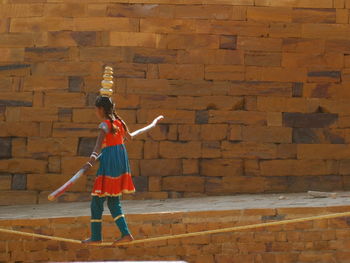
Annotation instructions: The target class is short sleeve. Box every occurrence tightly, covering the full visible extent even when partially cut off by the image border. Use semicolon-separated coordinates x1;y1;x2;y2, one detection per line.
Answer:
98;122;109;133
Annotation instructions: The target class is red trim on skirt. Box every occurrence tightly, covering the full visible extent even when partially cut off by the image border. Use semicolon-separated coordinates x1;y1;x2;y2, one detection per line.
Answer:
91;173;135;197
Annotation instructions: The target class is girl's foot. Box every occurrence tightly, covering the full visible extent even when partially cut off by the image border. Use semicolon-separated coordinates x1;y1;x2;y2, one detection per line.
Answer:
113;234;134;245
82;238;102;245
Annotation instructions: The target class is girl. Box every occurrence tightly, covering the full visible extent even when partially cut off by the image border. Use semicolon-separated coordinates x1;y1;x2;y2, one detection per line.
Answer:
82;95;135;245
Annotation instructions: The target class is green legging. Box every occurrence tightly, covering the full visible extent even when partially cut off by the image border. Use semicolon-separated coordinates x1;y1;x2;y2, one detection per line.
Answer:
90;195;131;241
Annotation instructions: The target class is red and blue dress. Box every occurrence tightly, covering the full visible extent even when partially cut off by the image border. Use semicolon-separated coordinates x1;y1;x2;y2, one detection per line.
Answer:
91;119;135;197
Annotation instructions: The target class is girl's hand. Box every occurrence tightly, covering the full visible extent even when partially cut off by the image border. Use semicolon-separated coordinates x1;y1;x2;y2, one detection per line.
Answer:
82;162;93;173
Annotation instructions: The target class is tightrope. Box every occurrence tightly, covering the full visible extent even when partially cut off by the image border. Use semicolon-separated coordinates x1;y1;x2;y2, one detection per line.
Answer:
1;211;350;247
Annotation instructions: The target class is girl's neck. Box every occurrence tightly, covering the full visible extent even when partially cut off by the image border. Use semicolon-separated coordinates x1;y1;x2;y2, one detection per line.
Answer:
105;115;115;121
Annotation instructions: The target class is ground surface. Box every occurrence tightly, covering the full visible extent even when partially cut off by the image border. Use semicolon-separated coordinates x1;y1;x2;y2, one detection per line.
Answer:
1;192;350;220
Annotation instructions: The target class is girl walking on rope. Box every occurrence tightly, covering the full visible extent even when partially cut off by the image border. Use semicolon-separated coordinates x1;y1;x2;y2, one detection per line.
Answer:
82;94;136;245
78;66;136;245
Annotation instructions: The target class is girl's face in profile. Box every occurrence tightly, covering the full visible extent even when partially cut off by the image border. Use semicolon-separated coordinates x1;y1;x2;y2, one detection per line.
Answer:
95;107;105;120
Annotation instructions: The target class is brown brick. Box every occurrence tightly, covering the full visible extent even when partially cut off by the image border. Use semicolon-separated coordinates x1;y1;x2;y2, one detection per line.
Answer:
0;175;11;190
237;36;282;51
61;156;90;175
182;159;198;174
298;144;350;159
11;137;27;158
167;34;219;49
177;49;243;65
173;5;232;19
0;48;24;62
140;159;181;177
19;107;58;122
194;95;246;112
48;156;61;173
32;62;100;76
0;91;32;107
24;47;72;62
139;95;177;109
245;51;281;66
208;110;267;125
283;112;338;128
336;9;349;23
137;109;194;124
0;78;12;92
196;20;268;36
0;63;31;76
48;31;103;47
277;143;297;159
140;18;196;34
45;93;86;107
229;81;292;96
205;65;245;81
282;52;343;68
269;22;302;38
27;173;86;191
23;76;68;91
255;0;333;8
146;124;177;141
106;3;171;18
72;109;99;123
283;38;325;53
10;17;73;32
246;66;307;82
73;17;138;31
242;126;292;143
44;3;86;17
200;159;242;177
0;191;37;205
53;123;99;137
0;18;9;33
125;140;143;159
292;127;344;144
159;141;201;158
5;107;20;122
247;6;292;22
260;160;337;176
0;158;46;173
159;64;204;80
143;140;159;159
229;125;243;140
292;8;336;23
202;141;221;158
148;176;161;192
0;122;39;137
27;138;78;156
110;32;161;48
162;176;204;192
178;125;200;140
222;141;277;159
219;35;237;50
0;4;43;17
257;97;318;113
131;47;177;64
200;124;228;140
302;23;350;39
223;176;266;193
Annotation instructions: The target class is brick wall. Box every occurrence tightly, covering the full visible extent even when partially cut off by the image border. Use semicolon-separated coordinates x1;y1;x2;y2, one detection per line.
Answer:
1;0;350;204
1;206;350;262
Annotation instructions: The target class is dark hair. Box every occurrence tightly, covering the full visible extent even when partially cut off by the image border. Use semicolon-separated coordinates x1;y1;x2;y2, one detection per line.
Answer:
95;96;129;134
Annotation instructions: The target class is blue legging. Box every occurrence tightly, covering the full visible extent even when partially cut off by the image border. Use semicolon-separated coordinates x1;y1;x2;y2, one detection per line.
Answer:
90;195;130;241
